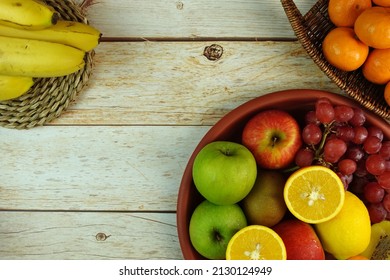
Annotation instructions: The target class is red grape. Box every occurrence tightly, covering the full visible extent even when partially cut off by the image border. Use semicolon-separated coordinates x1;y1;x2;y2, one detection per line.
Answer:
302;123;322;145
367;203;387;224
323;138;347;163
334;105;354;123
363;136;382;154
346;145;365;161
335;125;355;142
349;176;369;194
344;174;353;188
305;110;320;125
377;171;390;190
316;97;332;105
316;102;335;124
363;182;385;203
366;154;386;176
367;126;384;141
355;159;368;177
338;158;357;175
346;174;353;184
349;107;366;127
296;97;388;198
295;148;314;167
352;126;368;144
337;172;350;190
379;141;390;160
325;133;337;142
383;193;390;212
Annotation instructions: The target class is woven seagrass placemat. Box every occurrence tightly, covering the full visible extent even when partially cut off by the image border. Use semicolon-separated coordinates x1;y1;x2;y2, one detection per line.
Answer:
0;0;95;129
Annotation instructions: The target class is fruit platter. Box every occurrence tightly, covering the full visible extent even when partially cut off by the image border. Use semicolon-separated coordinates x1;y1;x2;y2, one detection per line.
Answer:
176;89;390;260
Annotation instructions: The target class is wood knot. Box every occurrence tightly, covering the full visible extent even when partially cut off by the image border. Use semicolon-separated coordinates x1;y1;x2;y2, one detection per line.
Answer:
95;232;110;241
176;1;184;10
203;44;223;61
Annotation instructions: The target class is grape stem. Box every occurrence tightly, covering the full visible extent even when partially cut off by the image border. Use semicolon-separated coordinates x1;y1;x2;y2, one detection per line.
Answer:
282;122;335;173
314;122;333;159
282;165;300;173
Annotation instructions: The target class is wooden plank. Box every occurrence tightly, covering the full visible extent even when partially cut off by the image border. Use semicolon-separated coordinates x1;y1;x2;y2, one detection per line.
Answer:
77;0;317;39
0;126;209;211
0;211;182;259
50;41;341;126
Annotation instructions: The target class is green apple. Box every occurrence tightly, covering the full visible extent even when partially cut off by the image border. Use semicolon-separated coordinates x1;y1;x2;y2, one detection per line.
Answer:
189;200;247;259
192;141;257;205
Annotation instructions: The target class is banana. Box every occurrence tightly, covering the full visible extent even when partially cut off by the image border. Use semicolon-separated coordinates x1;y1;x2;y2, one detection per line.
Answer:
0;36;86;77
0;20;101;52
0;0;58;29
0;75;34;101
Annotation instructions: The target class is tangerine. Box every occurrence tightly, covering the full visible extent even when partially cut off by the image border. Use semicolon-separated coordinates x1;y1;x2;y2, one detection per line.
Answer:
362;48;390;84
322;27;369;72
355;7;390;49
372;0;390;7
328;0;372;27
385;82;390;107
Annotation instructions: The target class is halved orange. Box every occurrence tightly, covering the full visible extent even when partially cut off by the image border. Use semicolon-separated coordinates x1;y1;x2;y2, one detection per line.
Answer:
226;225;286;260
284;166;345;224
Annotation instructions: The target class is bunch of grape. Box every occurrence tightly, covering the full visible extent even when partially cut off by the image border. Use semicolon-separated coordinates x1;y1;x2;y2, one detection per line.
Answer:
294;97;390;224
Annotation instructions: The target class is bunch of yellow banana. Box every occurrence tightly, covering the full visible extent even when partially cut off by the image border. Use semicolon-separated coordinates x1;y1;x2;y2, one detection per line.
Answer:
0;0;102;101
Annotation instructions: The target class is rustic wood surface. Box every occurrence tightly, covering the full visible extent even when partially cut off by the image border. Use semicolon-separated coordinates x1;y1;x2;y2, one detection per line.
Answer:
1;0;385;260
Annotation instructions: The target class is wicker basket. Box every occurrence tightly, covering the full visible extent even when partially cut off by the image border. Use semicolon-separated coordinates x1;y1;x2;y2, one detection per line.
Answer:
281;0;390;121
0;0;95;129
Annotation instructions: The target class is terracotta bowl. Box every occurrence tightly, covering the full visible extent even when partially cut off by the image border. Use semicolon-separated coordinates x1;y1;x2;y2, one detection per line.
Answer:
176;89;390;260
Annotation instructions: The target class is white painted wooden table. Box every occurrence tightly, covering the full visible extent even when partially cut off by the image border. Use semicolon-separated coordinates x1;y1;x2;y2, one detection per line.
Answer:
0;0;380;259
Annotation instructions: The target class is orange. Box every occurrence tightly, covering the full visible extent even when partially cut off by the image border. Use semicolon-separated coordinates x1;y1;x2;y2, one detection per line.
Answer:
355;7;390;49
348;255;369;260
385;82;390;106
226;225;287;260
284;166;345;224
372;0;390;7
362;48;390;84
322;27;369;72
328;0;372;27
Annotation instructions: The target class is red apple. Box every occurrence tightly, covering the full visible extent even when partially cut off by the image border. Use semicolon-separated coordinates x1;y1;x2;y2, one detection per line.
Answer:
242;109;302;169
272;219;325;260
